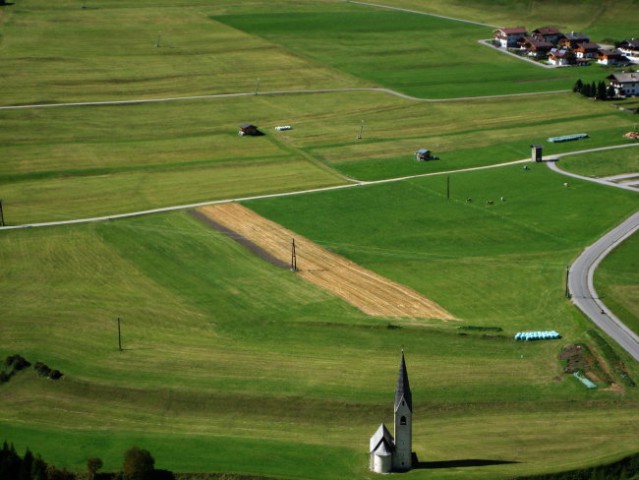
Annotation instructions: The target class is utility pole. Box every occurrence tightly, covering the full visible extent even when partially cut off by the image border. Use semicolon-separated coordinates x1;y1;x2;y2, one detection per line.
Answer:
291;238;297;272
117;317;122;352
357;120;364;140
565;267;570;299
446;176;450;200
0;199;5;227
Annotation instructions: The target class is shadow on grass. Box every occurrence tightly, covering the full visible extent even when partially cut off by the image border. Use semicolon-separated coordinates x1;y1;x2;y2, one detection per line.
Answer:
416;459;521;469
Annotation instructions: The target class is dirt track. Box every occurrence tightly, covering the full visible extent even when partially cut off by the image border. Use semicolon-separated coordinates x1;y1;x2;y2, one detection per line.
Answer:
196;203;455;320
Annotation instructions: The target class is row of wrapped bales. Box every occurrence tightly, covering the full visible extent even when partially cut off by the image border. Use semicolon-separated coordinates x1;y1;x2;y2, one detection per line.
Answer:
514;331;561;341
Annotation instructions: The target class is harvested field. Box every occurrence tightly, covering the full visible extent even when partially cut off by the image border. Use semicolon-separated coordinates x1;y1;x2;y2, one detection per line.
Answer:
196;203;455;320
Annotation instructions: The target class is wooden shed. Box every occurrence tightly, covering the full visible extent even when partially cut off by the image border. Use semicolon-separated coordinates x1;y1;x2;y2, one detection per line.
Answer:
239;124;260;136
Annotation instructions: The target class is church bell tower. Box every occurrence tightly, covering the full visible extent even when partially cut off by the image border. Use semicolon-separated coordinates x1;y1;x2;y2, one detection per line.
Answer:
393;351;413;471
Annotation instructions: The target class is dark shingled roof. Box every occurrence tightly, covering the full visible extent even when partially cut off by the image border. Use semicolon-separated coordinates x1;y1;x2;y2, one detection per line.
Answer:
394;352;412;412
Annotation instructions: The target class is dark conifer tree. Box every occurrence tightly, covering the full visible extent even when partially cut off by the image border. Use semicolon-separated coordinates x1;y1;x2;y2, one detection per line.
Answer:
597;81;608;100
19;448;33;480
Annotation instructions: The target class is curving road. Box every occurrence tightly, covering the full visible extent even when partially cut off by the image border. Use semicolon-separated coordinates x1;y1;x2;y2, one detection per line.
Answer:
548;152;639;362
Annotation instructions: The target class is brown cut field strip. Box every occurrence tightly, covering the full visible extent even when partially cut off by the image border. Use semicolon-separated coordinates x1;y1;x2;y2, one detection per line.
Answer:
197;203;455;320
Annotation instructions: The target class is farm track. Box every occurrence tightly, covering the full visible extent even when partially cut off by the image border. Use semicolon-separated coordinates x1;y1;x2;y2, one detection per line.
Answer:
0;86;570;111
196;203;456;320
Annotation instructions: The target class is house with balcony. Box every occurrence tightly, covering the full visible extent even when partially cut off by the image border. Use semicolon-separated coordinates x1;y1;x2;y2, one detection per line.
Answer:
607;72;639;97
597;49;629;66
494;27;527;48
618;39;639;64
532;27;565;45
560;32;590;49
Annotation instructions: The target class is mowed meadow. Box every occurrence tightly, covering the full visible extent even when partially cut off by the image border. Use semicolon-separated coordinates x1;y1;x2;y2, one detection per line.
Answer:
1;0;639;479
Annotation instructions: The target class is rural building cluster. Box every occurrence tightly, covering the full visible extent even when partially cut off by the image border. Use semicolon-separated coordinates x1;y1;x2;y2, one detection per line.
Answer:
494;28;639;67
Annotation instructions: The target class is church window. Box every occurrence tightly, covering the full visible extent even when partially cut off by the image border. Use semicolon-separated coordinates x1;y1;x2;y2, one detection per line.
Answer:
400;416;407;425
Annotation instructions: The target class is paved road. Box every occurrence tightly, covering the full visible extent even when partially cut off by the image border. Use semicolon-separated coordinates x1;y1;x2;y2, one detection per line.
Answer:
549;151;639;362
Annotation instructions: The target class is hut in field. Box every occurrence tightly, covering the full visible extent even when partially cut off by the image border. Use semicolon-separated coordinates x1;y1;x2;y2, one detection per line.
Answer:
415;149;437;161
239;124;261;136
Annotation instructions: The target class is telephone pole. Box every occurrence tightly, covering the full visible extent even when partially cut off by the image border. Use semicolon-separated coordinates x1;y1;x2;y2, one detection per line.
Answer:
565;266;570;299
0;199;5;226
357;120;364;139
291;238;297;272
117;317;123;352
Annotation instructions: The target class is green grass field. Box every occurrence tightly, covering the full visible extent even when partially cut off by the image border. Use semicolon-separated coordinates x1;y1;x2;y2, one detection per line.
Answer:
2;0;639;479
215;5;618;99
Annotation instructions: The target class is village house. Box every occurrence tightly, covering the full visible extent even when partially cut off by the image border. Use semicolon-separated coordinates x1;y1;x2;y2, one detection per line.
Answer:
607;72;639;97
532;26;565;45
548;49;575;66
618;39;639;64
519;37;554;58
560;32;591;49
574;42;600;59
494;27;527;48
597;49;629;66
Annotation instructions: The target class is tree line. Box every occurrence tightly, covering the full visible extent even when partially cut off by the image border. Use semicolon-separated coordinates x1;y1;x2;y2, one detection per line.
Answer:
1;442;164;480
573;78;616;101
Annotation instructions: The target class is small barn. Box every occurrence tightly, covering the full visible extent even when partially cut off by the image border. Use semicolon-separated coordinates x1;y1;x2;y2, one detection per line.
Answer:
415;149;437;161
239;124;260;136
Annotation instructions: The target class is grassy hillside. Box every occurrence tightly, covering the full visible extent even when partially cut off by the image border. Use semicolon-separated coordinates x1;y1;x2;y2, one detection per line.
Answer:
247;163;638;326
1;90;637;224
215;6;614;99
2;211;639;479
370;0;639;40
1;1;639;479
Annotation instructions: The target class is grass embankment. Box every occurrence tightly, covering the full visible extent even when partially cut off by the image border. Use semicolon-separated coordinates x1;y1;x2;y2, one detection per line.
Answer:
557;147;639;178
596;232;639;336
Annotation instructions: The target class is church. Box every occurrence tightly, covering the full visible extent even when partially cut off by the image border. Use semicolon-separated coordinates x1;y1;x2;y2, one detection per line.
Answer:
369;351;415;474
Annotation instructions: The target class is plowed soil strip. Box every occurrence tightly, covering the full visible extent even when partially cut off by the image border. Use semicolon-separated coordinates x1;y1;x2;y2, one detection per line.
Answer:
196;203;455;320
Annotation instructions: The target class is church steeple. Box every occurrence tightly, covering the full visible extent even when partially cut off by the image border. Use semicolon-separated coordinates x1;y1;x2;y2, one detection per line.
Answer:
393;351;413;471
394;351;412;413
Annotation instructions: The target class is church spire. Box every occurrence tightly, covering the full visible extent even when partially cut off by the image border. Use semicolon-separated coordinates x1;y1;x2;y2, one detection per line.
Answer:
394;350;412;412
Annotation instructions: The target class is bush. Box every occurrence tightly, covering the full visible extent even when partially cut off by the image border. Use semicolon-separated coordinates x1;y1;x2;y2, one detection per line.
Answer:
123;447;155;480
34;362;51;377
5;354;31;371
